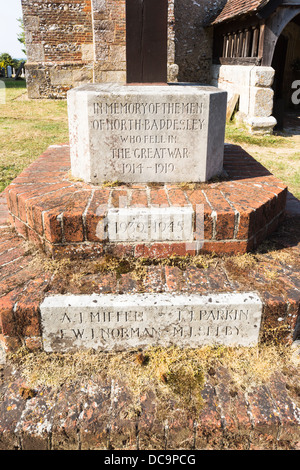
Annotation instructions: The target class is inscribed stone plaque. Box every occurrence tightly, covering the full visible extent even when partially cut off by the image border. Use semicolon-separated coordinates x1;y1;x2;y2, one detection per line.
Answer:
106;206;194;242
40;292;262;352
68;83;227;184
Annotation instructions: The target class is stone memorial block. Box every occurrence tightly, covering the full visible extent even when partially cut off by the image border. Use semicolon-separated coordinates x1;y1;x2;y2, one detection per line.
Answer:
40;292;262;352
68;83;227;184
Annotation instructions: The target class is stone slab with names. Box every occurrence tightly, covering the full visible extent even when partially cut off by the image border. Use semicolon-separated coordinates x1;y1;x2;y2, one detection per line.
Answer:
68;83;227;184
40;292;263;352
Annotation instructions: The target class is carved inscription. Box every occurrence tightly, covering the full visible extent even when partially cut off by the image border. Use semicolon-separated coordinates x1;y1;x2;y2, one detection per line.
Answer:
68;84;227;184
107;207;194;242
90;96;207;179
59;308;249;341
40;293;263;352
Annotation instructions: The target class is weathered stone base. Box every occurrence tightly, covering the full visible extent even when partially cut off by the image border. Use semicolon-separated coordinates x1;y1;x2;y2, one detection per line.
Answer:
243;115;278;135
4;144;287;258
0;188;300;449
40;292;263;352
212;65;277;134
68;83;227;184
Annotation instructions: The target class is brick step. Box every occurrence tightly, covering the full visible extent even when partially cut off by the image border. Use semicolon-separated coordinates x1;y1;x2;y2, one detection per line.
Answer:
0;187;299;450
0;361;299;450
0;190;299;352
4;144;288;258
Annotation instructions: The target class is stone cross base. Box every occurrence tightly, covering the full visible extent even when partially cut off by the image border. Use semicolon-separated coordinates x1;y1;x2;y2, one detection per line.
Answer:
68;83;227;184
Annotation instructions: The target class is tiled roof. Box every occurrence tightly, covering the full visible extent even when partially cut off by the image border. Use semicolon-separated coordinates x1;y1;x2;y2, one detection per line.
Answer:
212;0;271;24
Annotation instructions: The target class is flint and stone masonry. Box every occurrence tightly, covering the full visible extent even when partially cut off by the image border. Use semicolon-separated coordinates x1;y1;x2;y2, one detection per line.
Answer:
40;292;263;352
21;0;224;98
68;83;227;184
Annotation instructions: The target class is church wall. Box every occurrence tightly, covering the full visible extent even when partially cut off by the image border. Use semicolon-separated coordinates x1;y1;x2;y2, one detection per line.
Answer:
22;0;95;98
173;0;227;83
21;0;226;98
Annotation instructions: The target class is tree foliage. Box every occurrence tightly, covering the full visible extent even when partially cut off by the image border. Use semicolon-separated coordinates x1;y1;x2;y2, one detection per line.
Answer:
17;17;26;56
0;53;14;70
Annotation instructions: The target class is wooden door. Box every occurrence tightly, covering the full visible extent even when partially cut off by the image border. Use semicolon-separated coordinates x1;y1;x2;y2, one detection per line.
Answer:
126;0;168;83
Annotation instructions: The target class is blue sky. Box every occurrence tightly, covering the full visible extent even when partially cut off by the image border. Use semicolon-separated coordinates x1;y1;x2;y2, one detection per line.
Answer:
0;0;26;59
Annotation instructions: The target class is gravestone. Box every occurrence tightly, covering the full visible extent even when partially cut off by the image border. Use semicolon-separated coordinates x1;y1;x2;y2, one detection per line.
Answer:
0;80;5;105
40;1;263;353
15;62;25;80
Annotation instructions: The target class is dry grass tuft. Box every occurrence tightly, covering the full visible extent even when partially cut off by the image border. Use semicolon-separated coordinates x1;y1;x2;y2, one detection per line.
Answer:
31;252;220;288
9;343;294;415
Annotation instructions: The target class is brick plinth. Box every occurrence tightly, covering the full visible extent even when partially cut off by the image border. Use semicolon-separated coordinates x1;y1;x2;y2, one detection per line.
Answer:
5;143;287;258
0;195;299;350
0;147;299;450
0;182;300;453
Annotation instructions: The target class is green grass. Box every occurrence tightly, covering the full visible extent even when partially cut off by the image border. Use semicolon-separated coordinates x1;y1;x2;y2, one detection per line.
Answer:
225;120;289;147
225;119;300;199
0;78;69;192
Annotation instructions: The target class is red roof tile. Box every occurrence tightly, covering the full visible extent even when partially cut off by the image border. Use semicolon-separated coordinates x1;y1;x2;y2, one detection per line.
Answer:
212;0;270;24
